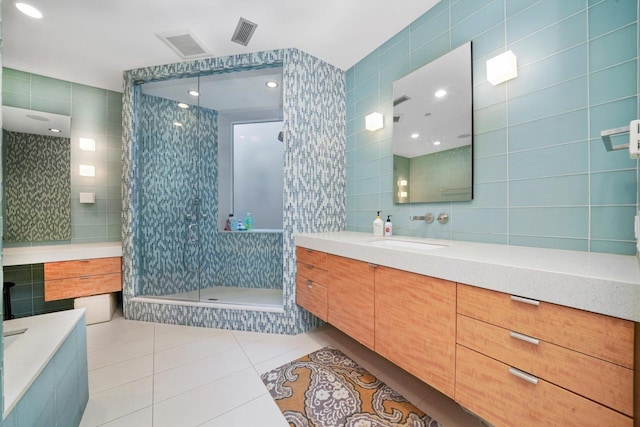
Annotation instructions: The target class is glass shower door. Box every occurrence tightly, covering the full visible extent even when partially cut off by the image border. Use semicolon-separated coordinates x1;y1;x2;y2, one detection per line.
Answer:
138;76;207;301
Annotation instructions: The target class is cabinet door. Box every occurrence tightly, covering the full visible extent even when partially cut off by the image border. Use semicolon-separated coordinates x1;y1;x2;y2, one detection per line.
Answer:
326;254;375;349
375;266;456;398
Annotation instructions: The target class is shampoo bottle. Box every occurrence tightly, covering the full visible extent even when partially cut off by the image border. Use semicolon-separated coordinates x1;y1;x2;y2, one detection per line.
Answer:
244;212;253;231
385;215;393;236
373;211;384;236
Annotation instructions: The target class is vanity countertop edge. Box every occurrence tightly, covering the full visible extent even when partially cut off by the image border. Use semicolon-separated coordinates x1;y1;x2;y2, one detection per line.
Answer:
295;231;640;322
3;242;122;266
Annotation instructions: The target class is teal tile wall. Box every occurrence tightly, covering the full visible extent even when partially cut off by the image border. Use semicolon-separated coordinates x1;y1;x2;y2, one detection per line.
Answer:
346;0;639;255
3;264;73;318
2;68;123;246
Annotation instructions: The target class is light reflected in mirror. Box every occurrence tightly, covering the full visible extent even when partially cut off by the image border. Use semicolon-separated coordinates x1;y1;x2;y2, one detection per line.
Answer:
392;42;473;203
2;107;72;242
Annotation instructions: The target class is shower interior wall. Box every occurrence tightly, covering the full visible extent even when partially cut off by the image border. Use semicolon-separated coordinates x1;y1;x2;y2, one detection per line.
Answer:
123;49;346;333
138;94;283;297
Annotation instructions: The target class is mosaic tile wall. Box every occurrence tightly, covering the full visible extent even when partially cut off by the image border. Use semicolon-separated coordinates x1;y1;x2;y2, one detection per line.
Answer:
4;131;71;242
2;68;123;246
346;0;639;255
122;49;345;333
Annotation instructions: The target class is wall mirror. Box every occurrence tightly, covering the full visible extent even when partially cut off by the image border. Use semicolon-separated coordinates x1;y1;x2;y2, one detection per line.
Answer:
2;106;72;242
392;41;473;203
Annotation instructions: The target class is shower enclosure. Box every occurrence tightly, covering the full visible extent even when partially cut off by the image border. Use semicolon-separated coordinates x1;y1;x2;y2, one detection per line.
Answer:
136;68;284;308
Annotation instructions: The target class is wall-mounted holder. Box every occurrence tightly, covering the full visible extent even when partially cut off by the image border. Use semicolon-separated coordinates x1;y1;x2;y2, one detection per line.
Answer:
437;213;449;224
79;192;96;204
601;119;640;159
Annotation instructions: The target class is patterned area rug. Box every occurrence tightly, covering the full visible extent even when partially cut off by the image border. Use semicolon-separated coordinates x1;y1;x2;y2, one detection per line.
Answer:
261;346;442;427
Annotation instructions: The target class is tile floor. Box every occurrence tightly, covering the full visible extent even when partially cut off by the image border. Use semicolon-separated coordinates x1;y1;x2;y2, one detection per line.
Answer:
80;309;486;427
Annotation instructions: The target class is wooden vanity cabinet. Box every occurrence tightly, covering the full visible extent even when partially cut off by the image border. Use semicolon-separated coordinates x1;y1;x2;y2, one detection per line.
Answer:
326;254;375;349
44;257;122;301
374;266;456;398
456;284;635;427
295;247;328;321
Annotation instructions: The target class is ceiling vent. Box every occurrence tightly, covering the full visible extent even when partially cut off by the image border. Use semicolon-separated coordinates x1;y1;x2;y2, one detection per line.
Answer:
156;31;209;59
231;17;258;46
393;95;411;107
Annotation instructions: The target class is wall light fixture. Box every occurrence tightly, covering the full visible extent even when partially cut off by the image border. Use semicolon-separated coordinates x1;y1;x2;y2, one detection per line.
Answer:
365;112;384;131
79;137;96;151
486;50;517;85
79;165;95;177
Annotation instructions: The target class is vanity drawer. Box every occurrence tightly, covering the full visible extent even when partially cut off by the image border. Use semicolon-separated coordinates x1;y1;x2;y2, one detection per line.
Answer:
457;284;634;368
295;247;327;270
296;276;327;321
44;257;122;280
457;314;633;416
45;272;122;301
296;262;327;284
455;345;632;427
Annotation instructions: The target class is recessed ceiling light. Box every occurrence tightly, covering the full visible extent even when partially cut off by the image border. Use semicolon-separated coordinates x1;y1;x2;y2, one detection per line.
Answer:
177;102;189;109
433;141;441;146
187;90;200;97
434;89;447;98
49;128;62;133
411;133;420;139
16;2;43;19
173;121;183;127
265;81;278;88
457;133;471;138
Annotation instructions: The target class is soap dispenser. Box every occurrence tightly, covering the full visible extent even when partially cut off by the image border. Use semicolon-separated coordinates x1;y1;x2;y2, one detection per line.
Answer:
373;211;384;236
385;215;393;236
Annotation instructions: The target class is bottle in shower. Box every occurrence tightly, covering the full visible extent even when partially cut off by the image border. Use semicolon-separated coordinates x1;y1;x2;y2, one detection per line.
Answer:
244;212;253;231
225;214;233;231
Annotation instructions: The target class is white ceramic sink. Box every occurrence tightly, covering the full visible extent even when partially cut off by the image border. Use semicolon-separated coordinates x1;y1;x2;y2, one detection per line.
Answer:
368;239;445;251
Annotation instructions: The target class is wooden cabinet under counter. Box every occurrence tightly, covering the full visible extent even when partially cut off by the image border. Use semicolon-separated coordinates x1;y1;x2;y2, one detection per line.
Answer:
295;247;328;321
44;257;122;301
375;266;456;398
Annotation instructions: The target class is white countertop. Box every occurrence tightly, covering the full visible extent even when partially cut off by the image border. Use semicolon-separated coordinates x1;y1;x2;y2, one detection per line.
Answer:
3;309;86;416
3;242;122;266
295;231;640;322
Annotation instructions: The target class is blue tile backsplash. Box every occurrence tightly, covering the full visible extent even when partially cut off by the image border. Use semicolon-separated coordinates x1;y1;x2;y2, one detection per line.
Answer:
346;0;639;255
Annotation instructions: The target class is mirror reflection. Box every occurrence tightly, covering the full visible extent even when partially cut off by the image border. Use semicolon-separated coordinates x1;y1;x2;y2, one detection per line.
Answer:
2;107;72;242
392;42;473;203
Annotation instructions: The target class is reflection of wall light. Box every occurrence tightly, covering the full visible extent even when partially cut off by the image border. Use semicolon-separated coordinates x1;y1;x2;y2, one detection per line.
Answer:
365;112;384;131
79;137;96;151
398;180;408;186
486;50;518;85
79;165;95;177
398;192;408;198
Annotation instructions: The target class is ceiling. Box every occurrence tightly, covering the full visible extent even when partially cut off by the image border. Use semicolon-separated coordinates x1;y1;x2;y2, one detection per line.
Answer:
2;0;439;93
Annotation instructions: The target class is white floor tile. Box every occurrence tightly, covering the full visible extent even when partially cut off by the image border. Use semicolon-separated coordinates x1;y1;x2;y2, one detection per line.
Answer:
100;406;153;427
153;331;239;373
80;377;153;427
88;354;154;395
153;325;227;352
152;367;266;427
240;331;320;365
199;394;289;427
87;336;155;370
153;347;252;403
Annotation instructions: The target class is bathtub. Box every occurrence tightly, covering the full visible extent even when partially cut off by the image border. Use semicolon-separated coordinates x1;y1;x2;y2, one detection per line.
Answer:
2;309;88;425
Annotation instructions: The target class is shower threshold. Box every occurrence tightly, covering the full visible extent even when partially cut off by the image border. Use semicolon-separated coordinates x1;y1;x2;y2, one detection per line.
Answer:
134;286;284;313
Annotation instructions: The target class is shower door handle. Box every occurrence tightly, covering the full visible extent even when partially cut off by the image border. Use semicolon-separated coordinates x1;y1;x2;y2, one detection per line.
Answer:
187;223;199;242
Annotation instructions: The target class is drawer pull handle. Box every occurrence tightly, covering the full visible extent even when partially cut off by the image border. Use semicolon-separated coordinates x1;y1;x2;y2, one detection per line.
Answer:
79;276;92;280
306;280;313;288
510;295;540;306
509;367;539;385
368;263;378;268
509;331;540;346
306;264;314;269
305;248;313;253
